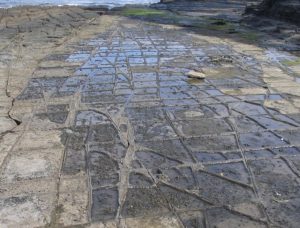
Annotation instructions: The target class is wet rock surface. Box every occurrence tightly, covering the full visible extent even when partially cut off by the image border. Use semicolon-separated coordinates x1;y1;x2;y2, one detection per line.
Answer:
0;1;300;227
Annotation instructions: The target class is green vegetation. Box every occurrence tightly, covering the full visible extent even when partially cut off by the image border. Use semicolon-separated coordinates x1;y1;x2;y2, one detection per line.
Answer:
239;31;259;42
120;8;260;45
206;19;235;32
122;8;167;17
282;58;300;66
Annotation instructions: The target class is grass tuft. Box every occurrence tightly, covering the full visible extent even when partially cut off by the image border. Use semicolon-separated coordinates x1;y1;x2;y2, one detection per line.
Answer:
282;58;300;66
122;8;166;17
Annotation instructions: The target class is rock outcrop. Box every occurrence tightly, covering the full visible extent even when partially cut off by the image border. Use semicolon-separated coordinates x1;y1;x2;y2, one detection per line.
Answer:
246;0;300;25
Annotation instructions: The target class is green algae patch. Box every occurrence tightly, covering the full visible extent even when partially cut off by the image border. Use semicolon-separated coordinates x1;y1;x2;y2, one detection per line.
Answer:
239;31;259;42
205;19;236;32
282;58;300;66
122;8;167;17
121;8;180;25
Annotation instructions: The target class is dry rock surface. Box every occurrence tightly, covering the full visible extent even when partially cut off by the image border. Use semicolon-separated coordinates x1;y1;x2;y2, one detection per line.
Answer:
0;1;300;227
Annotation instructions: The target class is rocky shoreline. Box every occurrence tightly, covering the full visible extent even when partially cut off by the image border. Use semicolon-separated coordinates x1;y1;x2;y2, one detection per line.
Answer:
0;2;300;227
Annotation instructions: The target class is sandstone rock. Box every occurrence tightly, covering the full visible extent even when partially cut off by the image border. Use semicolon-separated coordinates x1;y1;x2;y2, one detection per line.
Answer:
187;70;206;79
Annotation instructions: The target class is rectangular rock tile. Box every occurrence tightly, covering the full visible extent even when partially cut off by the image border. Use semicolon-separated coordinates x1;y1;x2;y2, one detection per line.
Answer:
88;142;127;160
251;115;296;130
166;105;216;120
195;171;255;206
59;176;88;193
131;94;160;102
249;159;300;227
132;120;177;142
82;93;130;104
239;131;288;149
14;130;63;150
160;91;191;100
87;75;114;84
228;102;267;116
135;150;181;170
139;139;193;162
134;87;158;95
179;211;205;228
115;88;133;96
125;216;181;228
62;148;86;175
126;107;165;122
159;184;210;211
185;135;238;152
129;172;154;188
129;58;144;65
40;77;68;88
121;188;170;218
51;90;77;98
75;110;110;127
93;67;116;75
244;149;275;160
163;98;199;107
17;86;44;100
173;118;233;137
132;72;156;82
88;151;119;188
133;81;157;88
160;167;196;190
264;197;300;228
91;187;119;222
0;194;55;227
237;94;266;102
205;161;251;184
206;207;267;228
206;104;230;117
205;89;223;96
194;151;228;163
0;178;57;198
216;95;240;103
230;116;265;132
271;147;300;156
127;101;162;108
45;112;69;124
2;149;62;183
47;104;69;113
63;128;87;150
82;83;114;92
88;124;119;143
249;159;300;200
58;191;89;226
275;129;300;146
288;157;300;173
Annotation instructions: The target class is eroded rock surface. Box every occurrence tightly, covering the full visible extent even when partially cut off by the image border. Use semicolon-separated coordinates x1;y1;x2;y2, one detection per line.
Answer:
0;2;300;228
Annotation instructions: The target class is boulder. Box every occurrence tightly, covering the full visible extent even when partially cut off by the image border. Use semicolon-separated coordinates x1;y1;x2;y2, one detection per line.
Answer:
187;70;206;79
246;0;300;25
